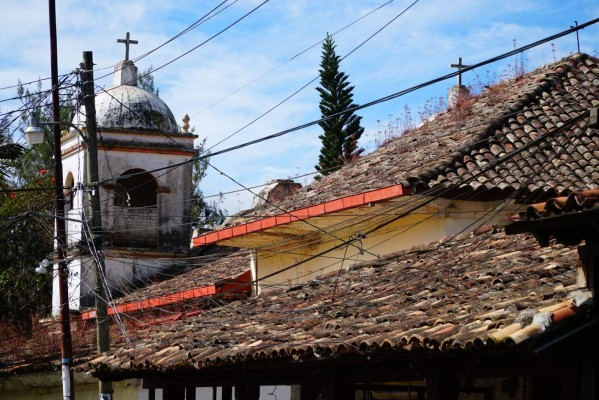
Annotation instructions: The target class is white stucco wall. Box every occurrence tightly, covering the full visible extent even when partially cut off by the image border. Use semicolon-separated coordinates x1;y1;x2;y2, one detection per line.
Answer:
61;130;194;246
52;254;185;314
53;129;194;314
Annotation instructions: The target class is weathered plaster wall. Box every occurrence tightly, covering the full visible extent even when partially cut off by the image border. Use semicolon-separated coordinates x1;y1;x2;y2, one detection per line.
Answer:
254;198;515;292
56;130;194;313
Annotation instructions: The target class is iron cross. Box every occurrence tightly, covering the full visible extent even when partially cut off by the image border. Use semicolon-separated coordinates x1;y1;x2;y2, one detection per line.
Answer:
450;57;470;86
117;32;138;61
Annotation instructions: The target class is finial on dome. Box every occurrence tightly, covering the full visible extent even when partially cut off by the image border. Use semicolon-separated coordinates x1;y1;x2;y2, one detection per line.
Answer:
182;114;190;133
113;32;139;87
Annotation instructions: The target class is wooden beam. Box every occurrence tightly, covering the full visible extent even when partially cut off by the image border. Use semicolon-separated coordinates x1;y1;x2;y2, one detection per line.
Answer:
324;379;354;400
193;184;407;248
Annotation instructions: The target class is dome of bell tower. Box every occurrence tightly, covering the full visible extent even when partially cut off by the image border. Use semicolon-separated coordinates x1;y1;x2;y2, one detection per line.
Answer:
75;59;178;133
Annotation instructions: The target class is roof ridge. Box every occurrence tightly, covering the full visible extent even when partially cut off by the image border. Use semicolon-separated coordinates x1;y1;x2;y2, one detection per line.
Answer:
408;53;595;190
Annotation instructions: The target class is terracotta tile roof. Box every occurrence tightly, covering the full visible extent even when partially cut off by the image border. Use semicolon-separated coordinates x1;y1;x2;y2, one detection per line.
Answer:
81;228;589;378
506;190;599;247
227;53;599;227
114;248;250;306
519;189;599;220
0;249;251;375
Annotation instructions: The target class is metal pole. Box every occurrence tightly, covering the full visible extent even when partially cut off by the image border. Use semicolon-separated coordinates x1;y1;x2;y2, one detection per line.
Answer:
81;51;113;400
48;1;74;399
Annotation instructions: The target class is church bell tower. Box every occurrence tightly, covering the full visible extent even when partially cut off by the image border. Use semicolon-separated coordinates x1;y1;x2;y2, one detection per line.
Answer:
54;33;197;313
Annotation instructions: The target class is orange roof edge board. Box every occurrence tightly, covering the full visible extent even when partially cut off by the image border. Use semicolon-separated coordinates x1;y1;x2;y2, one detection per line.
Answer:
193;183;407;248
81;270;252;320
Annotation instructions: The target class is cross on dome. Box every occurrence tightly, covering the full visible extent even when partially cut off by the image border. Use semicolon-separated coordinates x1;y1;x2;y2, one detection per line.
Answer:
117;32;138;61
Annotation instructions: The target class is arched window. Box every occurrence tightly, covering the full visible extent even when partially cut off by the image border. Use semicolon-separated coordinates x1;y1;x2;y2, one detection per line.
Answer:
64;172;75;212
114;169;157;207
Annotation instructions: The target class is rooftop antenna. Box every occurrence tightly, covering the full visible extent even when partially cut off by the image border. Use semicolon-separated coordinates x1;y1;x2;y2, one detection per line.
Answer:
570;21;580;53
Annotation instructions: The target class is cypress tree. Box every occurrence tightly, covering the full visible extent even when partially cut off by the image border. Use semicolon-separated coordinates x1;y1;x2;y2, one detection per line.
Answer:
315;34;364;175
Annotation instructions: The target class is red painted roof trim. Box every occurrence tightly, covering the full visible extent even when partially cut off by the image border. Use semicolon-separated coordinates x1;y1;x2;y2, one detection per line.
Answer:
81;270;251;320
193;184;407;248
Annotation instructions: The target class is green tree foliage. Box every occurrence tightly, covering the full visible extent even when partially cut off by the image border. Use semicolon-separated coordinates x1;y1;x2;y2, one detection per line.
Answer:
138;65;160;96
0;116;53;328
0;80;74;328
315;34;364;176
190;138;226;229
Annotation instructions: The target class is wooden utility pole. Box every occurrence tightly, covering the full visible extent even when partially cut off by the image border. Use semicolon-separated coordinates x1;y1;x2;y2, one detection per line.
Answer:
48;1;75;399
81;51;113;400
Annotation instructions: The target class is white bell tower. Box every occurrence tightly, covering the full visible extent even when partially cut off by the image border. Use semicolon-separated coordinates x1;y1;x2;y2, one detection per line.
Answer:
54;47;197;313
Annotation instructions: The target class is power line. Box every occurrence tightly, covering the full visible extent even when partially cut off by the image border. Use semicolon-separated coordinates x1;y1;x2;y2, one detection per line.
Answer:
131;0;235;65
186;110;590;298
91;0;239;79
202;0;422;154
190;0;398;118
95;17;597;188
92;0;271;88
0;1;236;94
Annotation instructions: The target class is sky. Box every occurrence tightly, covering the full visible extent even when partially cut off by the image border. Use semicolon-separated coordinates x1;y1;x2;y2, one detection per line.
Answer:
1;0;598;214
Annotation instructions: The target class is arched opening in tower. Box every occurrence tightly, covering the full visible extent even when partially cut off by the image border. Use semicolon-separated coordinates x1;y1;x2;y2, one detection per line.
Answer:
114;169;157;207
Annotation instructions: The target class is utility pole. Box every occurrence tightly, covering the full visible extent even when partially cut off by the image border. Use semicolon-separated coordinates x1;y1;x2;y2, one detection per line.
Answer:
48;1;75;399
81;51;113;400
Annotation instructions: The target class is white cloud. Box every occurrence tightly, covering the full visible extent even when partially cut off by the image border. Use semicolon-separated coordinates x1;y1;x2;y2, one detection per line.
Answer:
1;0;598;213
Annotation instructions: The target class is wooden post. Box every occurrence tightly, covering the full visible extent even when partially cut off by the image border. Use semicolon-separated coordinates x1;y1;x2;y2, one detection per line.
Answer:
49;1;74;399
82;50;114;400
222;386;233;400
235;383;259;400
186;387;196;400
578;244;599;297
290;385;301;400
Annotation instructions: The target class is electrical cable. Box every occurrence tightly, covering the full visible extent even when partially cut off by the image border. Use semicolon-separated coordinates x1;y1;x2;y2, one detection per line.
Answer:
190;0;398;118
94;0;271;87
192;111;590;299
201;0;422;154
209;161;381;258
94;19;599;188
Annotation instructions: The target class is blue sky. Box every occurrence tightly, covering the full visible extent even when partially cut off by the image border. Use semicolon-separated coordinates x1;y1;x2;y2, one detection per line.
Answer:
1;0;598;213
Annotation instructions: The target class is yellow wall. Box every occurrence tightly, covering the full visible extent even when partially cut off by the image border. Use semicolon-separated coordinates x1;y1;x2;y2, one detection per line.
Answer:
254;198;515;292
0;373;143;400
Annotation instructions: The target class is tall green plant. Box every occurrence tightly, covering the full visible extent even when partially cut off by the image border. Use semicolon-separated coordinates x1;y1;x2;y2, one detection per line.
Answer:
315;34;364;176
